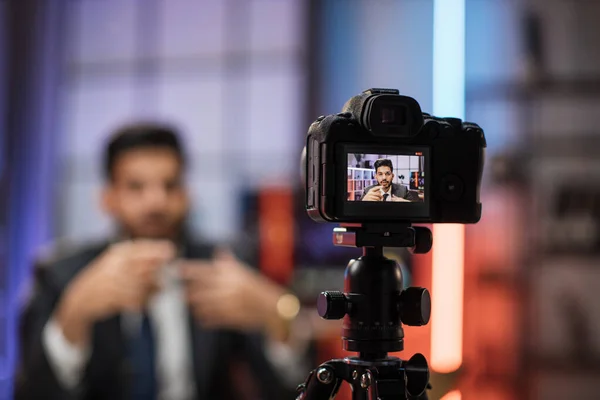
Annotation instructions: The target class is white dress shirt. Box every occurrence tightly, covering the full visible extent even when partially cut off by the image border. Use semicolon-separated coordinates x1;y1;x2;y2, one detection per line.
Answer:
42;262;308;398
380;187;393;201
43;263;196;400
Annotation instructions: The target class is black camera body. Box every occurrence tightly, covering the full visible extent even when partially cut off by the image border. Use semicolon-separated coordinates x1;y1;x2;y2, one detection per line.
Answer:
305;88;486;224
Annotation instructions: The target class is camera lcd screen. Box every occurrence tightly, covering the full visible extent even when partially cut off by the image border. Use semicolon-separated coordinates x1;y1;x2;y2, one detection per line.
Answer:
347;152;425;203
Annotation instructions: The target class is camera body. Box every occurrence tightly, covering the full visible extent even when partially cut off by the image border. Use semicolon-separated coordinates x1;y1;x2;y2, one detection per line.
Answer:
305;88;486;224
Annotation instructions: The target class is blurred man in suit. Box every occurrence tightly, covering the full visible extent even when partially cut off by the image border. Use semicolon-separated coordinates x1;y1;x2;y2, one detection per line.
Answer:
362;158;417;202
15;124;307;400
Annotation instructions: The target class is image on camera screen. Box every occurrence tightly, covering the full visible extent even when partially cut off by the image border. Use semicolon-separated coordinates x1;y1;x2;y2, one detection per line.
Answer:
347;152;425;202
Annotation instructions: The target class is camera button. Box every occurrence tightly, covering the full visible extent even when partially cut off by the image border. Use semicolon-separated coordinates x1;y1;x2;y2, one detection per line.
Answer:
440;174;464;202
443;117;462;130
439;124;455;138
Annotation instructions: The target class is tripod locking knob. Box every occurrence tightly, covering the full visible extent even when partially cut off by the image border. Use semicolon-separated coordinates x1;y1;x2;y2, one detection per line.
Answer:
317;291;347;319
399;287;431;326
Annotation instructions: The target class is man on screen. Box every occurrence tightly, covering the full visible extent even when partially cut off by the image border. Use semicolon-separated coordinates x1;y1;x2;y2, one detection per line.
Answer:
362;158;417;202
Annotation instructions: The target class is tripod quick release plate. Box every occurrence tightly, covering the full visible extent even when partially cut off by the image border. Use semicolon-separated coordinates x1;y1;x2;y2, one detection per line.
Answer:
332;223;432;254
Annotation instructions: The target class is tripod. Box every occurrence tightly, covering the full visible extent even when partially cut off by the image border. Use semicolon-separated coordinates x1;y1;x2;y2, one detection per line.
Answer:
296;223;433;400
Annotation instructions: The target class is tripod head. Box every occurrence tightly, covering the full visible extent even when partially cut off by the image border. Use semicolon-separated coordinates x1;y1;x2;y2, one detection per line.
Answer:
297;223;433;400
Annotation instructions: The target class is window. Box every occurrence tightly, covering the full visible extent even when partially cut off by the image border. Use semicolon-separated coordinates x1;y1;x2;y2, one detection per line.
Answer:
59;0;307;242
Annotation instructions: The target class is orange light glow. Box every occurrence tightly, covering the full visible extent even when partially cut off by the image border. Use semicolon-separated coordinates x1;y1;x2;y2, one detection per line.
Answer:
441;390;462;400
430;224;464;373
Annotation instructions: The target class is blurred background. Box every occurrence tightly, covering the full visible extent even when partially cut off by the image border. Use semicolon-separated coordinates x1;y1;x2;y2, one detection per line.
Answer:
1;0;600;399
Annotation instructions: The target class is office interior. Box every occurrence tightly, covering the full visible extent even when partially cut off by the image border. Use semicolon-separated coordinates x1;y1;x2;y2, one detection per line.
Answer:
1;0;600;399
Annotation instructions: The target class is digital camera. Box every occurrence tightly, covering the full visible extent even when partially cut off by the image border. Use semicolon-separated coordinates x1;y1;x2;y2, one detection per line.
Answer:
304;88;486;223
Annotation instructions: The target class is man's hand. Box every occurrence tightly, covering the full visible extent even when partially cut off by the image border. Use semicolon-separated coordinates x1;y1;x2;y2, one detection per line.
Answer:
362;186;383;201
180;250;287;338
56;240;176;346
391;194;411;202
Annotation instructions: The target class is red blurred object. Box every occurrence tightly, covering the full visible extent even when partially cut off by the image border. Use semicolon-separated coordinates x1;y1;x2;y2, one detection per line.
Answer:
258;188;295;285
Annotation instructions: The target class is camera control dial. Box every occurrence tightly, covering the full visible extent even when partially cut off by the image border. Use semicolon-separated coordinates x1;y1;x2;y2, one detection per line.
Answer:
317;291;347;320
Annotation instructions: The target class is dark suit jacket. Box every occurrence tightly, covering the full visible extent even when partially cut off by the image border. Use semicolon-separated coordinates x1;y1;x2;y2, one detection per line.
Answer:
14;239;296;400
363;183;409;199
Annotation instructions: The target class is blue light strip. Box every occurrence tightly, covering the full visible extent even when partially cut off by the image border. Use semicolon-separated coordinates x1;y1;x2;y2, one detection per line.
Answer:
430;0;466;375
433;0;465;118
